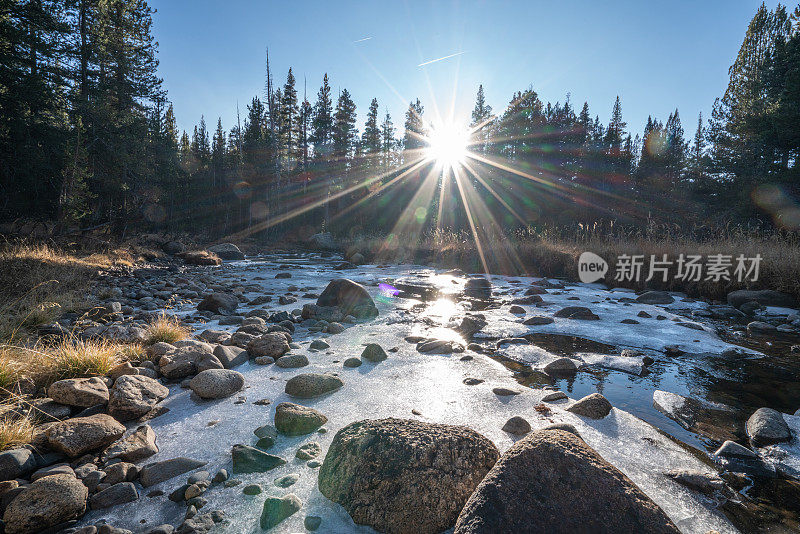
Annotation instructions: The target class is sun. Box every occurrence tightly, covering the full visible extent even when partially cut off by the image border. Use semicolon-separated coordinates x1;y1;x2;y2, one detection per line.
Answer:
426;121;469;167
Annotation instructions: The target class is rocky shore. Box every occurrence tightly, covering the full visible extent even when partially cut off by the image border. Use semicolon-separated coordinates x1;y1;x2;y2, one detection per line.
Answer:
1;244;799;533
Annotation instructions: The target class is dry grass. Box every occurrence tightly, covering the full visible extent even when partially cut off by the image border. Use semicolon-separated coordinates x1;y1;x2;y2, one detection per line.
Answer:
336;223;800;302
144;314;190;346
0;413;34;451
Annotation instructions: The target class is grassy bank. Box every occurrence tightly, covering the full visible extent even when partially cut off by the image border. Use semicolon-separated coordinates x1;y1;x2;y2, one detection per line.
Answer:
335;224;800;303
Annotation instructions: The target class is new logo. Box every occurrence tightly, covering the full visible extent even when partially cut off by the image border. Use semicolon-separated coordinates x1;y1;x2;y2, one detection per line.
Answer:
578;252;608;283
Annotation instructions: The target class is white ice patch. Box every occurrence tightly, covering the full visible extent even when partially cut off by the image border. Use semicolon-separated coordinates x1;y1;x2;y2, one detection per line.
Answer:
756;413;800;480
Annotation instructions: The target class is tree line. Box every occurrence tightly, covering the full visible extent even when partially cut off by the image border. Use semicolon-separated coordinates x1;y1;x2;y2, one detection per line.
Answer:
1;1;798;238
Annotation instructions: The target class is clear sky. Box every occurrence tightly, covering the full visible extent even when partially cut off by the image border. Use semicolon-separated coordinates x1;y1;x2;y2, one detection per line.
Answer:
150;0;782;141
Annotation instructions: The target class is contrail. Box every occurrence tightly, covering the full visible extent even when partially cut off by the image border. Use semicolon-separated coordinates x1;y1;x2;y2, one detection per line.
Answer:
353;37;372;43
417;51;465;67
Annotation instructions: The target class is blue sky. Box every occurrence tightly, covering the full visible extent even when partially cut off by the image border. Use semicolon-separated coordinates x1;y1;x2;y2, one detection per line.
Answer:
150;0;781;141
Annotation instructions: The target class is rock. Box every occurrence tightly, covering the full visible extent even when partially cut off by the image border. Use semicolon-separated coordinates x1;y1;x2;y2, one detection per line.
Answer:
747;321;777;336
714;440;757;459
275;473;299;488
541;391;568;402
727;289;798;309
417;339;465;354
231;444;286;474
275;354;309;368
309;232;337;250
285;373;343;398
253;356;274;365
304;516;322;531
343;357;362;368
492;387;521;396
178;250;221;266
746;408;791;447
242;484;262;495
567;393;612;419
212;470;228;483
522;316;554;326
176;510;225;534
3;474;88;533
316;279;378;319
212;345;248;369
540;422;581;436
275;402;328;436
543;357;578;374
295;442;321;460
197;293;239;315
47;377;109;407
189;369;244;399
260;493;302;530
247;332;290;359
309;339;330;350
664;469;727;495
195;353;224;372
139;457;207;487
103;425;158;462
554;306;599;320
90;482;138;509
464;278;492;299
0;448;37;481
457;315;487;337
102;462;137;484
206;242;245;260
361;343;387;362
108;375;169;421
453;430;679;534
158;347;208;379
46;414;125;457
318;418;498;534
635;291;675;305
163;240;185;254
502;416;531;435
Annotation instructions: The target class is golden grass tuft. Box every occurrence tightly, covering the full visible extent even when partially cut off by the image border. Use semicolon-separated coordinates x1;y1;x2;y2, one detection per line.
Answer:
144;314;190;346
0;414;34;451
41;338;121;385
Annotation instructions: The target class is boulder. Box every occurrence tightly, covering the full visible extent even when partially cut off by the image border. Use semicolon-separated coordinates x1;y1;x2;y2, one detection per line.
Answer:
635;291;675;305
197;293;239;315
90;482;138;509
213;345;248;369
543;357;578;374
275;354;309;368
0;448;37;482
285;373;343;398
260;493;302;530
523;316;554;326
318;418;498;534
567;393;612;419
47;377;109;407
3;474;88;534
108;375;169;421
727;289;798;309
247;333;290;359
464;278;492;299
453;430;679;534
139;457;207;487
103;425;158;462
554;306;600;320
231;444;286;474
206;242;245;260
316;279;378;319
309;232;337;250
746;407;792;447
189;369;245;399
158;346;209;379
46;414;126;457
361;343;387;362
274;402;327;436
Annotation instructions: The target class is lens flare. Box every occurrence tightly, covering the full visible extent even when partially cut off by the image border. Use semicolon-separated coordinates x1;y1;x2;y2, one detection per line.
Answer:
426;121;469;167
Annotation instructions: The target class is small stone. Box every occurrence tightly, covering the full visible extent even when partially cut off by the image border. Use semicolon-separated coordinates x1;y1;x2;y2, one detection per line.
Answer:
260;493;302;530
275;354;309;368
502;416;531;435
304;516;322;531
567;393;612;419
275;473;300;488
231;444;286;474
523;316;554;326
542;391;568;402
295;442;322;460
275;402;328;436
492;387;522;396
285;373;343;398
543;357;578;374
212;469;229;483
309;339;330;350
463;377;484;385
242;484;262;495
343;357;362;368
361;343;387;362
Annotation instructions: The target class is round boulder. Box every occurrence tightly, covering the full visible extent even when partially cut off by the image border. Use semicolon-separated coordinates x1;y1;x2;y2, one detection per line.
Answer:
197;292;239;315
3;473;88;534
318;418;499;534
316;279;378;319
453;430;679;533
248;333;290;359
285;373;343;398
46;414;125;457
108;374;169;421
47;377;109;407
189;369;245;399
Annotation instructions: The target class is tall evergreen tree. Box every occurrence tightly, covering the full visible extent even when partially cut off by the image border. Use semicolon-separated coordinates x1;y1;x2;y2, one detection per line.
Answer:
362;98;381;154
332;89;357;160
403;98;425;151
278;68;299;169
311;73;333;160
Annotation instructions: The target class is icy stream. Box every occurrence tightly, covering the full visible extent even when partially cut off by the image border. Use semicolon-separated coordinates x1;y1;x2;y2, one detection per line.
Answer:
80;253;800;533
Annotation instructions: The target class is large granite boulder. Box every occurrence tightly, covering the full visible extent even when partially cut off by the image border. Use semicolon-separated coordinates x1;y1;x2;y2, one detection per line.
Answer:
46;414;125;457
317;279;378;319
247;332;290;359
285;373;343;398
206;242;245;260
746;407;792;447
454;430;679;533
108;375;169;421
189;369;245;399
197;292;239;315
103;425;159;462
47;377;109;407
318;418;498;534
3;474;88;534
274;402;327;436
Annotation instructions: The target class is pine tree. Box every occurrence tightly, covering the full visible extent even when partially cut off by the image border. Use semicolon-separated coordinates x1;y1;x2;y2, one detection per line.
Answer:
381;109;395;170
362;98;382;154
311;73;334;160
605;96;626;152
279;68;299;168
212;118;226;170
664;108;687;188
471;85;493;153
299;96;312;170
403;98;425;151
332;89;357;160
